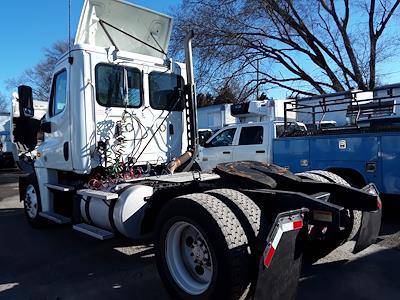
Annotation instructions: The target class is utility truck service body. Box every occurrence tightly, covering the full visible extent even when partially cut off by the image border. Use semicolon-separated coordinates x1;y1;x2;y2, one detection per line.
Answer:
275;87;400;200
14;1;382;299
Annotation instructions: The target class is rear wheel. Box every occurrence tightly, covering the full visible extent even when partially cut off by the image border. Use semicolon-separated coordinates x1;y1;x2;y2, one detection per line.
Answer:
155;193;251;299
306;170;362;241
205;189;269;295
205;189;268;255
307;170;348;186
300;170;361;261
295;172;330;183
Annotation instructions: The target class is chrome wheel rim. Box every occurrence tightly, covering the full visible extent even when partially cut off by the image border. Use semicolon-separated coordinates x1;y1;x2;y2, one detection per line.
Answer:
165;221;213;295
25;184;38;219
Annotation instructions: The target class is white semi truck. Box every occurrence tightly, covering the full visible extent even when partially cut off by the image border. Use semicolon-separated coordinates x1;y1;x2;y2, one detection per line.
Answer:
13;1;382;299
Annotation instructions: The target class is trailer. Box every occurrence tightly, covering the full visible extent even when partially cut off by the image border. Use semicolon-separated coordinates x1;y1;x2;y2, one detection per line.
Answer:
12;1;382;299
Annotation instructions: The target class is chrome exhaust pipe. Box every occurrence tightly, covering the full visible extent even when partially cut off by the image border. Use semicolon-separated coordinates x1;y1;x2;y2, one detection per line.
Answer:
183;30;199;172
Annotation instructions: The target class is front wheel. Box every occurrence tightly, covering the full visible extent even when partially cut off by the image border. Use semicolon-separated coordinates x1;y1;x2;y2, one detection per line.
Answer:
154;193;251;300
20;174;44;228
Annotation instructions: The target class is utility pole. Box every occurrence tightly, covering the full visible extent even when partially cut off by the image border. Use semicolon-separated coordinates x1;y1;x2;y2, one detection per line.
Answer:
256;58;260;100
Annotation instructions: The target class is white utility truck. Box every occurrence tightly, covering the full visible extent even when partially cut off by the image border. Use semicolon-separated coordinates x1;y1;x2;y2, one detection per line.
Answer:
198;99;306;171
14;1;382;299
197;121;307;171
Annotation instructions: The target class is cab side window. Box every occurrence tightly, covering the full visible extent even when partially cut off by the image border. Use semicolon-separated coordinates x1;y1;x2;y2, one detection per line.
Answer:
209;128;236;147
49;70;67;117
238;126;263;145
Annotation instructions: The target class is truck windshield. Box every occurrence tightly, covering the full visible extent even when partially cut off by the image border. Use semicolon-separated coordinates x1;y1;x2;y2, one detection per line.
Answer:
95;64;142;108
149;72;184;111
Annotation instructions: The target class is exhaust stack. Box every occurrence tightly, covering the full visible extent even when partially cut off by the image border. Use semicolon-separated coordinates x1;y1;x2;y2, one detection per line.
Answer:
182;30;199;172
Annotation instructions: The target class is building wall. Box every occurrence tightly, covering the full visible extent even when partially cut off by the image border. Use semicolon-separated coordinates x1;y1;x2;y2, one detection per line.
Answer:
197;104;237;131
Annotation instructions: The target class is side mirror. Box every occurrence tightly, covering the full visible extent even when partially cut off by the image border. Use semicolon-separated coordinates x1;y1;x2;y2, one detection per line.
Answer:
40;121;52;133
13;117;40;151
199;135;206;147
18;85;34;118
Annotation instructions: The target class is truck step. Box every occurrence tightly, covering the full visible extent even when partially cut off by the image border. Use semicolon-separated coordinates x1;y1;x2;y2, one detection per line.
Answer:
45;183;75;192
73;223;114;240
39;211;71;224
77;189;118;200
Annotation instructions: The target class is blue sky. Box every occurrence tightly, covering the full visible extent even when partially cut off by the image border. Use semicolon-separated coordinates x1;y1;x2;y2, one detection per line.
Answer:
1;0;399;101
0;0;180;98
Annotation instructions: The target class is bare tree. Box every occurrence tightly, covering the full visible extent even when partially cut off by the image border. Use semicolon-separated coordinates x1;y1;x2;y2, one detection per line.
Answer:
197;93;215;107
171;0;400;97
7;40;69;101
0;92;9;113
214;79;242;104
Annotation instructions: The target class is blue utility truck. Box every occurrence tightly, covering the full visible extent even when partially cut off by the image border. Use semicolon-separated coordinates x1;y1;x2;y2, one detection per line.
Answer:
274;85;400;200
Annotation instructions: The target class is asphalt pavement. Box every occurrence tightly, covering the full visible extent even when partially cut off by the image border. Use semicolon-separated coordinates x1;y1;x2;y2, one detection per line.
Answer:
0;169;399;300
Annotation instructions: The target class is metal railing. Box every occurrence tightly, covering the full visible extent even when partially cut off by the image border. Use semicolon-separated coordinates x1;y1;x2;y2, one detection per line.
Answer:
283;89;400;136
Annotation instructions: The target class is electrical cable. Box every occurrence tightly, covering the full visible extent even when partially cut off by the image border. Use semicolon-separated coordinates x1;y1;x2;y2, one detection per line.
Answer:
133;95;182;165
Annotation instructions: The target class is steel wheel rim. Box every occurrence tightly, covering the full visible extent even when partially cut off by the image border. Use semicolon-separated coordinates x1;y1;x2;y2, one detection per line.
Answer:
165;221;214;295
25;184;38;218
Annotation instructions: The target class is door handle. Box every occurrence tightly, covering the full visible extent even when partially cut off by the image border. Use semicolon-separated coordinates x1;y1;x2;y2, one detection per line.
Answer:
256;150;265;153
63;142;69;161
223;151;231;154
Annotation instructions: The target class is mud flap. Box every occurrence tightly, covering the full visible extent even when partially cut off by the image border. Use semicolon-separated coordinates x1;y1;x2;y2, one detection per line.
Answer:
353;209;382;253
253;209;308;300
353;184;382;254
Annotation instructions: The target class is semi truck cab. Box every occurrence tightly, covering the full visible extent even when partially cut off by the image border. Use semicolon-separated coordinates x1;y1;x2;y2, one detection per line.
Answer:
15;0;190;211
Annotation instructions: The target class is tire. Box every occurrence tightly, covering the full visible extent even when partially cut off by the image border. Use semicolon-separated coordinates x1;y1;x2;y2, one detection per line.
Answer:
306;170;362;241
204;189;269;296
154;193;251;300
20;173;45;228
205;189;268;255
295;172;330;183
307;170;349;186
297;170;348;262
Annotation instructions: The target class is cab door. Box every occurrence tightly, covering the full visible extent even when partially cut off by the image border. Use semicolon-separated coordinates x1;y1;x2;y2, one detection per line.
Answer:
199;127;237;171
232;125;269;163
40;64;72;170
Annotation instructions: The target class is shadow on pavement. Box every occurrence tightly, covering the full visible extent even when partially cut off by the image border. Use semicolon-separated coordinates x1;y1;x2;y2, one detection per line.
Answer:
0;169;23;186
298;247;400;300
0;208;170;300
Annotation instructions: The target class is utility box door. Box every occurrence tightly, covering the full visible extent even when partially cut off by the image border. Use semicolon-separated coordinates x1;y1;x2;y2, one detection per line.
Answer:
273;138;310;173
381;134;400;194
